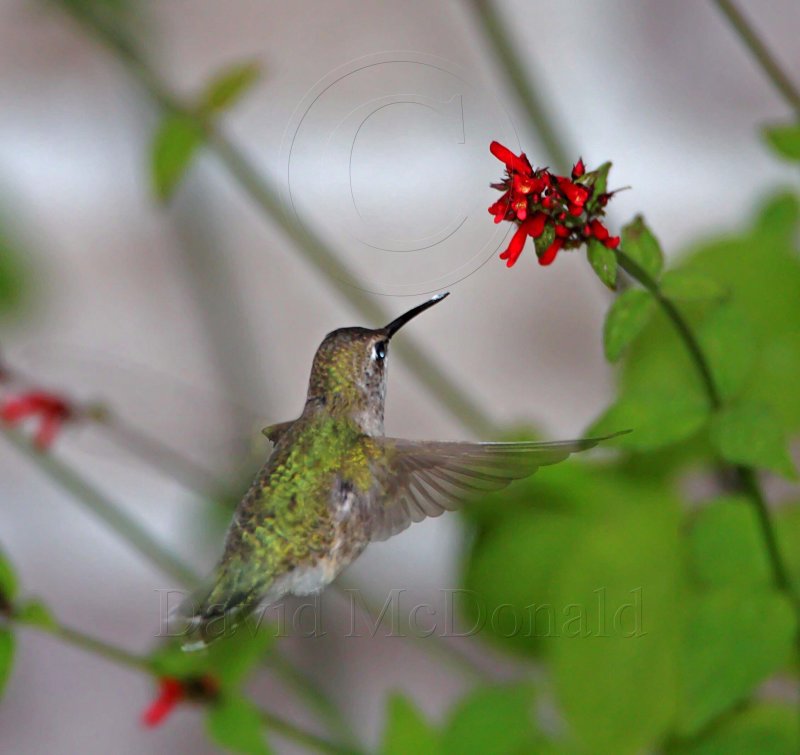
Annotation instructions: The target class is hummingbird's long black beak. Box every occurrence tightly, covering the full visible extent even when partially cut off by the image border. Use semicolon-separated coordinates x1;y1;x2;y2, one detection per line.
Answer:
384;292;450;338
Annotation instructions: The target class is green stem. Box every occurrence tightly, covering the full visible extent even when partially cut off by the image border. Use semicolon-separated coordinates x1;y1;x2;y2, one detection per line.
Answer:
1;427;200;587
12;612;354;755
712;0;800;115
54;0;495;439
465;0;573;172
616;248;798;608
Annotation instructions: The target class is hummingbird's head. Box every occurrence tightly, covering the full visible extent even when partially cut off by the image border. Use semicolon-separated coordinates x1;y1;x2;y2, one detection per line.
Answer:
305;293;449;433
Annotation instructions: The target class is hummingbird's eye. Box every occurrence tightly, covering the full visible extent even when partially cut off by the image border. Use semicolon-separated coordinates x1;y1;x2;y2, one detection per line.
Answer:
373;341;387;361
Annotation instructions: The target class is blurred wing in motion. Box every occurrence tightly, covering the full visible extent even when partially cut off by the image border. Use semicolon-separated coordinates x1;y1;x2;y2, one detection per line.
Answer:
369;433;626;541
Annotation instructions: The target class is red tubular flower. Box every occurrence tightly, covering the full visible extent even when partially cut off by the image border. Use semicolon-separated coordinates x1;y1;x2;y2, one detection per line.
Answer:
0;391;72;450
571;158;585;179
557;177;590;208
538;238;563;266
605;235;621;249
490;141;531;176
588;219;609;241
499;223;530;267
142;678;184;727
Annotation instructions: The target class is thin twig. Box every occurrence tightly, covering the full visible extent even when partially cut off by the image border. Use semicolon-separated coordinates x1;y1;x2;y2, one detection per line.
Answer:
712;0;800;115
465;0;573;172
53;0;496;438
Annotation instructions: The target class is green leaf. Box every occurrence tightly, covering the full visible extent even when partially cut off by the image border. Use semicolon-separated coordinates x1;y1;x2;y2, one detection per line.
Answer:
550;487;682;754
686;496;771;589
603;289;653;362
697;304;756;401
442;684;539;755
675;587;796;737
0;629;14;699
710;403;796;479
660;270;726;303
622;215;664;280
534;222;556;258
0;547;18;605
763;123;800;162
588;160;612;200
382;693;440;755
14;599;56;630
588;388;709;451
151;114;204;202
668;703;799;755
201;61;261;113
206;694;271;755
587;238;618;290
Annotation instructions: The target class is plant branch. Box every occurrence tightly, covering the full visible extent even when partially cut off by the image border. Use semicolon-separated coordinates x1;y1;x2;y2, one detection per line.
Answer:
465;0;573;173
712;0;800;115
52;0;495;438
9;611;356;755
616;249;797;608
1;427;200;587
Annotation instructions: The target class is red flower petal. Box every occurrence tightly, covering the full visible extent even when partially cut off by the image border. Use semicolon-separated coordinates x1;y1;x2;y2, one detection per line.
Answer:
604;235;620;249
499;224;530;267
571;158;585;179
142;678;184;728
557;178;590;207
525;212;547;238
488;192;511;223
589;219;609;241
538;238;563;266
489;141;531;176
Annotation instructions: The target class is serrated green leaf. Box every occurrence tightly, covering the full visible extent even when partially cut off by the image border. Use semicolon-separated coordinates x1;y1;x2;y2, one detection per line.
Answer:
588;388;709;451
668;702;799;755
0;629;14;700
587;238;618;290
622;215;664;280
151;114;204;202
710;403;796;479
206;694;270;755
675;587;796;737
201;61;261;113
443;684;539;755
0;546;18;605
763;123;800;162
14;599;56;630
686;496;772;588
660;270;726;302
382;693;440;755
603;289;653;361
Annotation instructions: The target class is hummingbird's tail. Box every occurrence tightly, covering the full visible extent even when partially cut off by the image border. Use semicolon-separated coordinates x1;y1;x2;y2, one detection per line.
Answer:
172;577;264;651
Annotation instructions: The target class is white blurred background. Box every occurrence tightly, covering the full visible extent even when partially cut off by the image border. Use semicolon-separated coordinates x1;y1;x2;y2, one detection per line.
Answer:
0;0;797;751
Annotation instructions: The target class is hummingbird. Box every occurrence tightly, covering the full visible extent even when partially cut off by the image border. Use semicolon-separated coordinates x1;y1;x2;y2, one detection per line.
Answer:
178;293;620;647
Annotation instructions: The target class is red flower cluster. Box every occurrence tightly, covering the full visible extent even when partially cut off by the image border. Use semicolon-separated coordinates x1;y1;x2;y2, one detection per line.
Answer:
488;141;619;267
0;391;73;450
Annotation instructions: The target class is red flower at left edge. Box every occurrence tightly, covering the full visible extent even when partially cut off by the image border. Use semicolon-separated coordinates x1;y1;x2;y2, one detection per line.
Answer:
0;391;73;450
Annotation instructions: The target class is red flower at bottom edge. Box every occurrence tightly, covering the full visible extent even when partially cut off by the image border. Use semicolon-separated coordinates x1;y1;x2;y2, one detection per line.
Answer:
142;678;184;727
